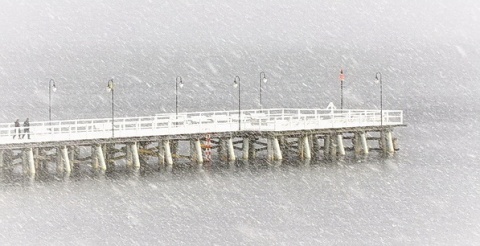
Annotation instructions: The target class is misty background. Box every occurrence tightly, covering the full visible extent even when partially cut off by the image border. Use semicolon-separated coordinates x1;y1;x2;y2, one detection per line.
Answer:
0;0;478;122
1;1;480;245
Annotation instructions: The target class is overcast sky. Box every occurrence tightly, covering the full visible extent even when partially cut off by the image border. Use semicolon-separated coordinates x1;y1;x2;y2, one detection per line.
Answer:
0;0;478;121
0;0;478;51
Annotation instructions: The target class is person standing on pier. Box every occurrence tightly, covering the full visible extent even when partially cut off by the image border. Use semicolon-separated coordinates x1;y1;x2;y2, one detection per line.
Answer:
21;118;30;139
13;119;20;139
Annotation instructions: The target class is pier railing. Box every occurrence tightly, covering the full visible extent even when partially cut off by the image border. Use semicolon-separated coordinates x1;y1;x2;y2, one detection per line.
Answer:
0;108;403;144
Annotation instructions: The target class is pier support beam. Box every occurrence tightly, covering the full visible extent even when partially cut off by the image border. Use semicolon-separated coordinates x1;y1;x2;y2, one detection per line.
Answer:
337;134;346;156
195;139;203;164
315;138;322;158
379;131;386;154
360;132;369;155
386;130;395;154
324;135;331;158
311;135;319;159
91;146;99;170
189;140;195;161
96;144;107;172
33;148;39;171
69;146;77;171
279;136;287;158
106;143;115;170
302;136;311;160
131;142;141;169
248;138;256;159
308;135;315;159
218;138;228;161
163;140;173;165
298;137;303;159
353;133;362;155
329;135;337;160
267;137;274;161
126;143;133;168
158;141;165;167
0;150;4;169
56;147;63;174
242;138;249;160
62;146;71;174
227;137;235;161
27;148;35;175
272;137;282;161
171;141;178;160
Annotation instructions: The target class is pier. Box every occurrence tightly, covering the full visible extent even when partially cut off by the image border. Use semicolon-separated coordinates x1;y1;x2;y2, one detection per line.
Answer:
0;104;404;176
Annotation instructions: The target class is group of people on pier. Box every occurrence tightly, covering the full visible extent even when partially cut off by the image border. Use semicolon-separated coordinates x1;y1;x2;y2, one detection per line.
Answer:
13;118;30;139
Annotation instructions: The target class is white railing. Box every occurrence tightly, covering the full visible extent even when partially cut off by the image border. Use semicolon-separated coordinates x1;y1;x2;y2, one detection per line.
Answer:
0;108;403;145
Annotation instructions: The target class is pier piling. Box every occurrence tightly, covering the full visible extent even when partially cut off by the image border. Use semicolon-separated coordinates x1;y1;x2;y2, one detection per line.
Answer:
62;146;71;173
96;144;106;172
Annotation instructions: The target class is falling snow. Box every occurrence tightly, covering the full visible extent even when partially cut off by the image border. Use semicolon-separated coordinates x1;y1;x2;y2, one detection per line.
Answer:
0;0;479;245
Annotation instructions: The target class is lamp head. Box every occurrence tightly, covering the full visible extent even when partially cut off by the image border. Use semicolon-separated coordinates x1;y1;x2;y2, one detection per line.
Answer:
176;76;183;85
107;79;114;91
375;73;381;84
262;77;267;83
233;76;240;88
177;77;184;88
50;79;57;91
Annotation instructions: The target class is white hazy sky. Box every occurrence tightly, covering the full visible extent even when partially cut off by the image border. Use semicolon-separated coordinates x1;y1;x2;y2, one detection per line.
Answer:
0;0;478;51
0;0;478;122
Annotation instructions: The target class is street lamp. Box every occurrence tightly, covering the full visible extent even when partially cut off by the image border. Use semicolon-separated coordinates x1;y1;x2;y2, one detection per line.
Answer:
259;71;267;108
49;79;57;123
175;76;184;119
339;69;345;111
233;76;241;130
375;72;383;128
106;79;114;138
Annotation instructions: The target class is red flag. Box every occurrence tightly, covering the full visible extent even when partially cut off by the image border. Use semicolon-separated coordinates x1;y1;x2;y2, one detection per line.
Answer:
339;69;345;82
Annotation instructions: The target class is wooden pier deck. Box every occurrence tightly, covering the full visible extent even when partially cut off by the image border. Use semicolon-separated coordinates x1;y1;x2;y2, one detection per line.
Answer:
0;106;405;175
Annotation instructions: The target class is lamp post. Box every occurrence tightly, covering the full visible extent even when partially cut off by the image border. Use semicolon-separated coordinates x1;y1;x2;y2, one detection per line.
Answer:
48;79;57;123
175;76;184;119
339;69;345;111
233;76;241;130
375;72;383;128
106;79;114;138
259;72;267;109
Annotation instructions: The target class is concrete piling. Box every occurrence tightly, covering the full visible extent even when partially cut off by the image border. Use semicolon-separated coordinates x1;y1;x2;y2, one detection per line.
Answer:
337;134;346;156
62;146;71;173
163;140;173;166
227;137;235;161
132;142;140;169
195;139;203;163
272;137;282;160
96;144;106;172
242;138;249;160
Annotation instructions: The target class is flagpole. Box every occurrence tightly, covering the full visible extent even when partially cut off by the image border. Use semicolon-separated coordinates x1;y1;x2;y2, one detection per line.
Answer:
341;79;344;111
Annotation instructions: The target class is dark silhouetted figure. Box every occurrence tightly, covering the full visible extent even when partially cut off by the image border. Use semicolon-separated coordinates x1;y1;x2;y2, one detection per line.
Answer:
21;118;30;139
13;119;20;139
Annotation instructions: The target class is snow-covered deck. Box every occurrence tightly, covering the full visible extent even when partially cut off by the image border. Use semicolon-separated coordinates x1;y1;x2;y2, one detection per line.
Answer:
0;107;403;145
